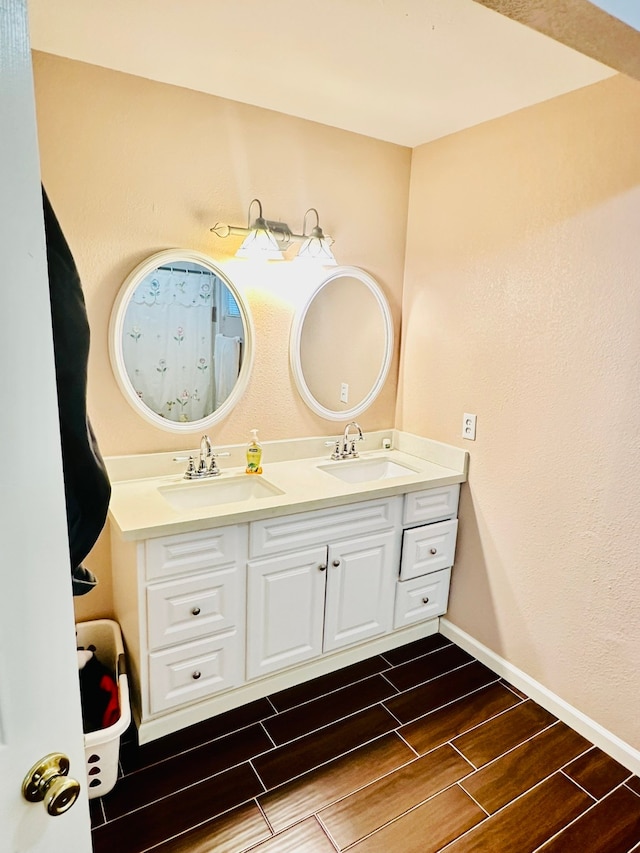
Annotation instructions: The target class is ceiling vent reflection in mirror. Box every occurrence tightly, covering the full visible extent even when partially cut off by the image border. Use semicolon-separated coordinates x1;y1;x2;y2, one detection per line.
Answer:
210;199;336;264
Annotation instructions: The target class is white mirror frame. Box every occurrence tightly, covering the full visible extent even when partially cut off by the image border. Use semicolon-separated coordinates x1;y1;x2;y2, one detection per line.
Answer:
289;266;394;421
109;248;254;433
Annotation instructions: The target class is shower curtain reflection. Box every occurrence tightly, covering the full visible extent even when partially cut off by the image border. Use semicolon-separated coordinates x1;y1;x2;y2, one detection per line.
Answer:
122;264;221;423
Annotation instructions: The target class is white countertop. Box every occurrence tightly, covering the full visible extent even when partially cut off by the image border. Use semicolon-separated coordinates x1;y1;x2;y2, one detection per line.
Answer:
107;430;469;541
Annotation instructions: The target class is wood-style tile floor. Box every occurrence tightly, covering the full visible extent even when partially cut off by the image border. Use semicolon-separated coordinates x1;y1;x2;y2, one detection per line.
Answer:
90;634;640;852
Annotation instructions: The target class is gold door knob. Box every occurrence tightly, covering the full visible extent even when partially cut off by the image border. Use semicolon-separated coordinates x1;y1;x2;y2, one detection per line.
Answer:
22;753;81;816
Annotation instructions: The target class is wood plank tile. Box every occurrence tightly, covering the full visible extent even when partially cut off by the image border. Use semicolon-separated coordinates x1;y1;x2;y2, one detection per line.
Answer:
253;705;398;790
148;802;271;853
382;633;451;666
537;784;640;853
263;674;397;746
384;660;499;725
499;679;528;700
628;776;640;796
444;773;592;852
319;744;473;849
384;643;474;692
91;762;264;853
250;817;334;852
400;682;521;755
89;797;105;828
119;697;274;774
348;784;484;853
452;700;556;767
268;656;390;712
461;721;592;814
103;723;272;821
260;733;414;833
563;746;632;799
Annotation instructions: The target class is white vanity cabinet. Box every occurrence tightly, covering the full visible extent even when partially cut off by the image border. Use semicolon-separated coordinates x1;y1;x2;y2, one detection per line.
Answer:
393;484;460;629
246;497;402;680
111;483;461;742
111;524;247;725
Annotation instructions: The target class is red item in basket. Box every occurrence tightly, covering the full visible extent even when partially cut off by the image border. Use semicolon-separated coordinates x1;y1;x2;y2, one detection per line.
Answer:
99;674;120;729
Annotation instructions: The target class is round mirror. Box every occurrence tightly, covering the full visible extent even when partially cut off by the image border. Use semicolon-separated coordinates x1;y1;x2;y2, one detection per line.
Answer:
290;266;393;420
109;249;254;432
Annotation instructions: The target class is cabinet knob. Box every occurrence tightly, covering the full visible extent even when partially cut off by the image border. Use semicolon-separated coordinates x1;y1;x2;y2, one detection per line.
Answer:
191;606;201;616
429;548;437;555
192;671;202;680
422;596;430;604
318;564;327;572
332;559;341;567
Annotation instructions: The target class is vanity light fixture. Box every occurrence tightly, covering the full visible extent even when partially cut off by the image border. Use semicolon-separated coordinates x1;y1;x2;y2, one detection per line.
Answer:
236;198;284;260
296;208;336;265
210;199;336;263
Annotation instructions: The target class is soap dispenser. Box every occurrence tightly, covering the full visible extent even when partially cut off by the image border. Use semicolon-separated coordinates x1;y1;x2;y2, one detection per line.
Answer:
245;429;263;474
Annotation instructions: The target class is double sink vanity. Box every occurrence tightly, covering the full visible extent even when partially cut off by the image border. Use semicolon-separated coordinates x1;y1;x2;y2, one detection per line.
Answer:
108;430;468;742
106;250;468;742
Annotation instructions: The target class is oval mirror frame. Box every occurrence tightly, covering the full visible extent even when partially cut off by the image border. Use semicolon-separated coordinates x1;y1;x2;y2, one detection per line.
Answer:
290;266;394;421
109;249;254;433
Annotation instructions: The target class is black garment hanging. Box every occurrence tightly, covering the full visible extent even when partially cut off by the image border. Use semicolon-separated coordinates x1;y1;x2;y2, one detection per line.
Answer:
42;187;111;595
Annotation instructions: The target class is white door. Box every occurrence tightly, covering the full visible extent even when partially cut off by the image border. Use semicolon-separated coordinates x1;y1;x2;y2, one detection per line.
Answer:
0;2;92;850
246;547;327;679
324;532;398;653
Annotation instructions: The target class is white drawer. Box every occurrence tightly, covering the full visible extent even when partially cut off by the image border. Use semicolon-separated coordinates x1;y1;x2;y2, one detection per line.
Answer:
249;497;402;558
400;519;458;580
148;631;242;713
145;525;241;580
393;568;451;629
147;565;241;652
403;484;460;527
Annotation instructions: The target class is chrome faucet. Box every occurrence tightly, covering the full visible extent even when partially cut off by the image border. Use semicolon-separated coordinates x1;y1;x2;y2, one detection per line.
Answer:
329;422;364;460
178;434;229;479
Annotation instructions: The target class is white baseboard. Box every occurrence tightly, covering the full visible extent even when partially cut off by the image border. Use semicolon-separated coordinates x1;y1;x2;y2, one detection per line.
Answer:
439;617;640;777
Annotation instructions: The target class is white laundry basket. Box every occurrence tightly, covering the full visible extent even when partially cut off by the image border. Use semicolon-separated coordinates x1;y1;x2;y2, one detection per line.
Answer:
76;619;131;799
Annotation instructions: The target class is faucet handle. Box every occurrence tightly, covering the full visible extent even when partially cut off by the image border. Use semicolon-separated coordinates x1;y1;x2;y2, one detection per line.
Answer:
175;455;197;479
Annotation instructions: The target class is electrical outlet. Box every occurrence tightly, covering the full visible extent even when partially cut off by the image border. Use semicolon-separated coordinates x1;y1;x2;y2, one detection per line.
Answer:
340;383;349;403
462;413;477;440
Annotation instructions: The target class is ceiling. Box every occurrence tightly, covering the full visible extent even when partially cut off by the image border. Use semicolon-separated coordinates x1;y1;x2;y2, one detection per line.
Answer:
27;0;615;147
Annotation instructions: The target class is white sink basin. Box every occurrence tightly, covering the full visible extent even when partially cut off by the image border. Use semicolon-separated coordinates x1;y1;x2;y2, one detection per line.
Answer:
159;476;284;510
317;456;419;484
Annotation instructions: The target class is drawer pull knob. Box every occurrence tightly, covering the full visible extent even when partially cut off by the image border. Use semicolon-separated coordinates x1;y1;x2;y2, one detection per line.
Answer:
429;548;438;555
191;607;201;616
332;559;341;567
319;564;327;572
192;671;202;680
422;596;430;604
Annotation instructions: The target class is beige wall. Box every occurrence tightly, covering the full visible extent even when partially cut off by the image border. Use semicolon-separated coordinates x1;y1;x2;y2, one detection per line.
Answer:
399;73;640;750
33;52;408;457
32;52;410;620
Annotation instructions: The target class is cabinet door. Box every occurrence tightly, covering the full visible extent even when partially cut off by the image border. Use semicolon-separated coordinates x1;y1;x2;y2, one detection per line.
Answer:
247;546;327;680
324;531;398;653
